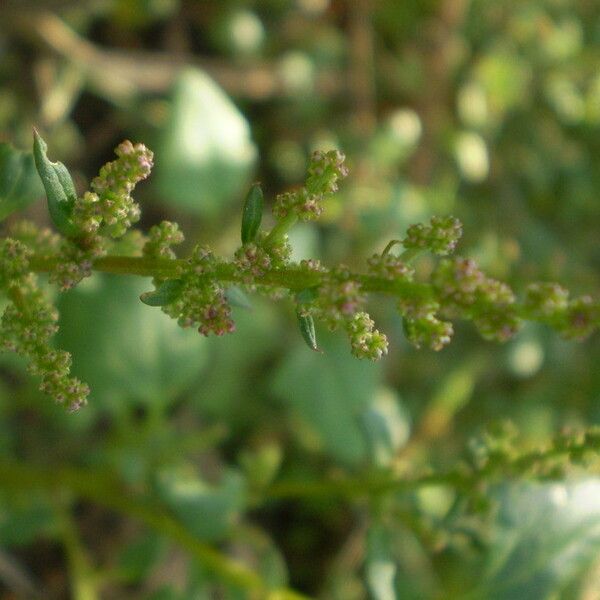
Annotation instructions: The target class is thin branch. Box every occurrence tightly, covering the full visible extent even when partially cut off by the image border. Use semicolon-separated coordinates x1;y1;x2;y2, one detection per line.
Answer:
4;9;345;102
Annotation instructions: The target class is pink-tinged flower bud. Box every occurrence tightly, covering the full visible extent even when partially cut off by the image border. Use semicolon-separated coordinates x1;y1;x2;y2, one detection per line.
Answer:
403;216;462;256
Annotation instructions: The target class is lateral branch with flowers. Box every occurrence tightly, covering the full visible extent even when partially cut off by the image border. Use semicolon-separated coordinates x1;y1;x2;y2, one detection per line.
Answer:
0;133;599;411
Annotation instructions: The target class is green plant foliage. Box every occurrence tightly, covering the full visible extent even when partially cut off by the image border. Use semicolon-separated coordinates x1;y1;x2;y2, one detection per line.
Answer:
56;275;208;408
240;182;264;244
2;2;600;597
475;480;600;599
32;130;78;237
154;68;257;216
0;142;43;221
154;466;246;542
272;333;383;466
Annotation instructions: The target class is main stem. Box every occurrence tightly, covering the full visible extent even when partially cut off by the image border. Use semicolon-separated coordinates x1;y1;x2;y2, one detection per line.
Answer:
27;253;566;328
28;254;434;298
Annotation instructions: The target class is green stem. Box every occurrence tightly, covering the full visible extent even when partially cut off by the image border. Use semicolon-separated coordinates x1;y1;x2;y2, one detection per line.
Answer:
263;213;298;248
381;239;402;257
0;461;309;599
398;247;425;263
24;253;597;331
28;254;434;296
55;503;99;600
265;436;599;502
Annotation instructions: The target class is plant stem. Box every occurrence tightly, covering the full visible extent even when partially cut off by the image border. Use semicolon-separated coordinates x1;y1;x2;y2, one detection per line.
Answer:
55;503;99;600
263;213;298;248
0;461;309;599
25;253;592;330
265;435;600;502
398;247;425;263
28;253;434;297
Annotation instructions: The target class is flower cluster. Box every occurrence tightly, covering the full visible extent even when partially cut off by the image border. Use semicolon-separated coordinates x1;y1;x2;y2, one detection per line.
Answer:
396;292;454;351
50;240;107;290
298;258;326;273
73;141;153;239
273;150;348;221
235;226;290;269
0;237;31;287
159;246;235;337
4;134;600;410
346;312;388;360
305;149;349;195
524;282;569;317
143;220;184;260
0;239;88;410
234;242;272;279
366;253;414;281
5;220;60;257
432;257;522;342
524;282;599;341
403;314;454;351
561;295;599;341
403;216;463;256
311;267;366;329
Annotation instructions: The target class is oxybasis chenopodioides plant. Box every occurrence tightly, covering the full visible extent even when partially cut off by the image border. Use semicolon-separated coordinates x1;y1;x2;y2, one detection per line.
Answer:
0;132;599;411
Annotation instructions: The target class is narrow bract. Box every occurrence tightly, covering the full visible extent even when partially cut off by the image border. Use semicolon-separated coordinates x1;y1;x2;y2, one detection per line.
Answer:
241;182;264;244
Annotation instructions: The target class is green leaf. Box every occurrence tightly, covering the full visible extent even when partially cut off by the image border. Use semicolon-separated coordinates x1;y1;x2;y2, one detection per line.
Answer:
140;279;184;307
0;141;43;221
474;480;600;599
296;311;321;353
32;130;78;236
0;491;56;546
154;68;257;217
154;465;246;542
361;388;410;467
271;332;382;465
55;274;208;409
366;523;397;600
117;531;165;582
240;182;264;244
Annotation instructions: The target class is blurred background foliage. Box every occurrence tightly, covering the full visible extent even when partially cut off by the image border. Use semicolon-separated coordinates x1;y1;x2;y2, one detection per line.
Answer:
1;0;600;598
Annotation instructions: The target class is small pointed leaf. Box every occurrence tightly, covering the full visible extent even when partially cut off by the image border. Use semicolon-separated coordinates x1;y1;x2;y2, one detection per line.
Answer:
32;129;78;237
297;310;321;353
241;182;263;244
140;279;184;307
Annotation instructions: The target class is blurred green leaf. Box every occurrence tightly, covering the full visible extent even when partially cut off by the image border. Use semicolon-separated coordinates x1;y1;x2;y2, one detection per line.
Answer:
154;465;246;542
154;68;257;217
55;274;208;409
271;332;382;466
366;523;397;600
0;142;43;221
117;531;165;583
0;492;55;546
361;387;410;467
475;480;600;599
